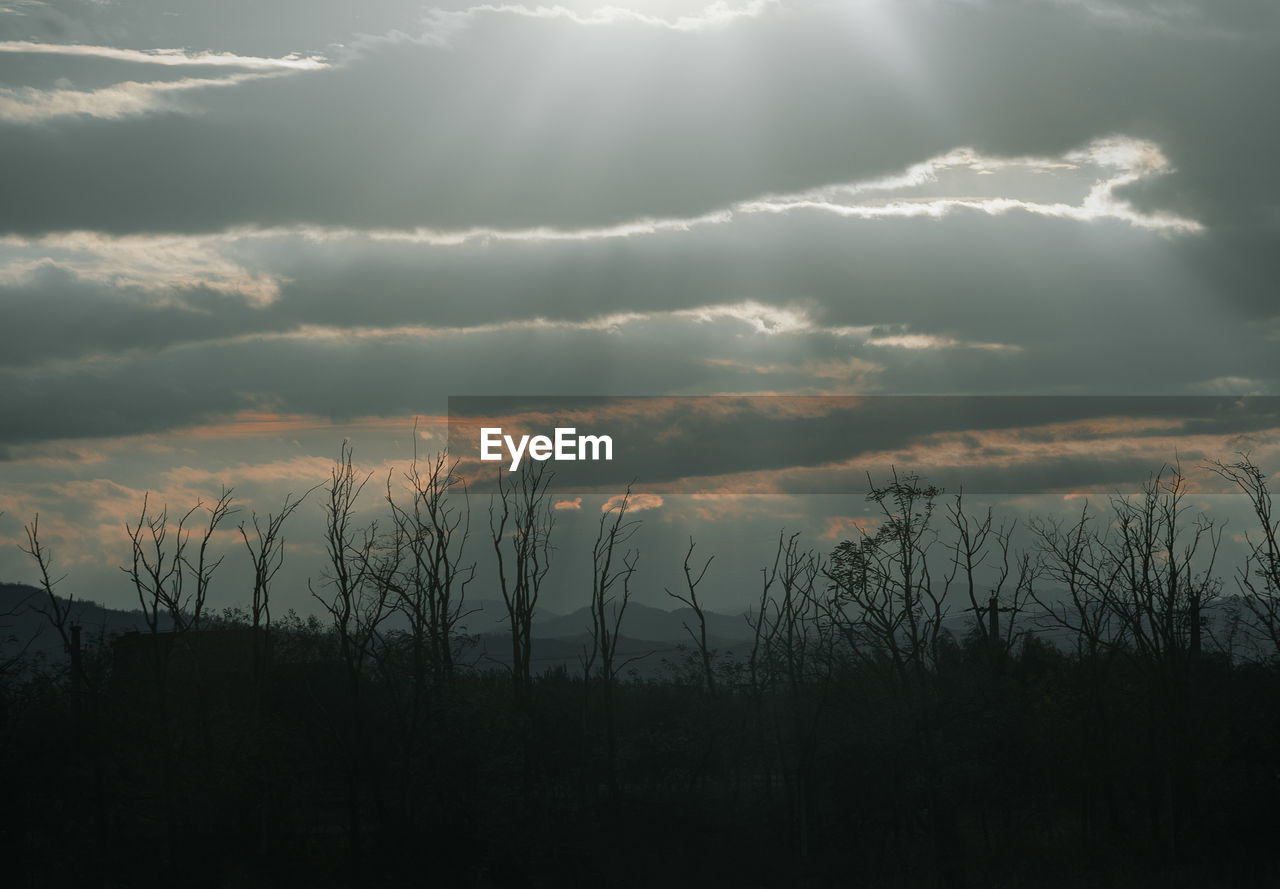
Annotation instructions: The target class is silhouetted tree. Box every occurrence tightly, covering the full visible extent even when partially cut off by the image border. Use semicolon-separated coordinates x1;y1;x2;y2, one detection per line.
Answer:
943;493;1036;667
666;536;717;698
309;442;396;877
587;485;640;799
386;446;475;692
20;515;76;655
489;462;555;705
1209;454;1280;655
827;469;946;680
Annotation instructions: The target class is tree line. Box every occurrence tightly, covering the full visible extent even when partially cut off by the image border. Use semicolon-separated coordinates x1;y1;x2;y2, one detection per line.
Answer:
1;449;1278;888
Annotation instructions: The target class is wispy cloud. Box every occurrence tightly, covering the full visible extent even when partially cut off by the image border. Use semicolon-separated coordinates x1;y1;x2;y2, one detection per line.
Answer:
423;0;778;39
0;231;282;306
257;135;1205;244
738;137;1202;234
0;41;328;70
0;43;330;123
0;71;286;122
865;333;1023;352
603;491;663;512
162;300;825;350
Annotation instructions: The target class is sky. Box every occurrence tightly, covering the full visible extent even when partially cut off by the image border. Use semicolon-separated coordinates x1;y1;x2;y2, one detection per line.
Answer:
1;0;1277;618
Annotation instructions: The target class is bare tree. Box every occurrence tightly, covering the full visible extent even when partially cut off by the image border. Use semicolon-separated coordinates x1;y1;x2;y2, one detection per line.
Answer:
123;488;236;636
1209;454;1280;655
124;494;184;636
1029;503;1126;660
943;493;1036;664
310;442;394;697
753;531;825;701
587;486;641;799
1104;465;1222;852
240;489;312;638
666;536;717;697
826;470;946;680
20;514;75;654
588;487;641;688
237;487;310;860
747;536;782;698
20;516;90;738
489;462;555;702
386;446;475;691
1032;465;1222;852
757;530;828;862
1103;465;1221;672
182;488;237;635
116;487;234;876
308;442;397;878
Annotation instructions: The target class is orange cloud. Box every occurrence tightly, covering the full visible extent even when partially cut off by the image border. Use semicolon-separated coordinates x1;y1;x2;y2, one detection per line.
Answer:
603;492;663;513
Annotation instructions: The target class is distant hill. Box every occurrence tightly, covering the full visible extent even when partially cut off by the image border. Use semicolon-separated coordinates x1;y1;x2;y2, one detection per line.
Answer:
436;597;754;645
0;582;166;667
0;584;751;675
4;581;1265;674
533;601;755;644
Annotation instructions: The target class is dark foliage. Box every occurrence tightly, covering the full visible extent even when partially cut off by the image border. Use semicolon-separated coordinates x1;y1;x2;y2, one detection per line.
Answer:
3;458;1279;888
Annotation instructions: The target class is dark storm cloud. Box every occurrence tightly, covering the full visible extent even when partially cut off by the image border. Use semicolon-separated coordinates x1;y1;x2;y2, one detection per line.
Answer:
0;0;1276;447
0;0;438;55
2;208;1276;457
0;1;1272;324
0;264;272;366
0;321;726;448
0;2;1270;235
3;0;1275;616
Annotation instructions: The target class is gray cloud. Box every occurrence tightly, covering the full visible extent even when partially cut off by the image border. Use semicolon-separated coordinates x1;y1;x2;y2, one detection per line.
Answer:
2;202;1276;451
1;0;1276;609
0;4;1265;227
0;2;1272;324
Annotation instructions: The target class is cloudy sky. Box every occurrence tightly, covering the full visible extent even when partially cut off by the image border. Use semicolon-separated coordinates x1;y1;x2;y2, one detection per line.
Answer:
1;0;1277;615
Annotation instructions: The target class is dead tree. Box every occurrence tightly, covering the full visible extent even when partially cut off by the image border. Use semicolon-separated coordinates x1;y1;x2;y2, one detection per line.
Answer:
123;488;236;637
759;530;827;862
20;514;76;655
240;489;312;637
238;487;311;856
1029;501;1129;846
1208;454;1280;656
665;536;717;697
239;487;312;710
944;493;1036;666
826;470;946;682
824;471;964;885
588;486;641;799
20;515;87;731
310;442;394;700
183;488;236;635
19;515;112;865
1102;466;1221;851
747;537;784;699
1103;465;1221;675
1029;504;1126;661
308;442;397;878
118;487;235;875
489;462;555;704
386;446;476;693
